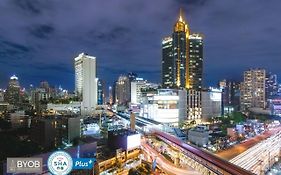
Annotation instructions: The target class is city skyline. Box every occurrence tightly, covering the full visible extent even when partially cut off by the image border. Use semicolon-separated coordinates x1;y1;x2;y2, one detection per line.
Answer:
0;0;281;90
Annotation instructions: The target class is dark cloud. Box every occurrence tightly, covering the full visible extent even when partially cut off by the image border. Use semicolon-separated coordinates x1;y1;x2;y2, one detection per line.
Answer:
28;24;55;39
0;0;280;89
0;40;30;53
12;0;42;14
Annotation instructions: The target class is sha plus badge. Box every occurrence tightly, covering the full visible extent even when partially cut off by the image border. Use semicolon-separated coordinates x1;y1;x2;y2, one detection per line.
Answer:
47;151;73;175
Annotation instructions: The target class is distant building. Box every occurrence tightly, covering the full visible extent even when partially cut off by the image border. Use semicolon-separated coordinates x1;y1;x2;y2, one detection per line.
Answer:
269;96;281;116
219;80;240;114
115;75;130;105
201;88;222;121
131;78;147;104
47;102;81;115
108;86;113;105
240;69;266;111
265;73;278;101
31;88;50;113
74;53;97;115
188;125;209;147
4;75;21;106
128;72;138;82
97;79;105;105
140;89;187;125
219;80;240;107
39;81;55;98
0;89;5;102
9;111;30;129
130;78;158;104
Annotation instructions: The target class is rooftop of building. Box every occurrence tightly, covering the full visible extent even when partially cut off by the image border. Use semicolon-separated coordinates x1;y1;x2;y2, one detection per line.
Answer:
108;128;138;136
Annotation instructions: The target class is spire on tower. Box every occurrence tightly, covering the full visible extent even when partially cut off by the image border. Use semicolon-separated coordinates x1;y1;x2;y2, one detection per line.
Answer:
179;8;184;22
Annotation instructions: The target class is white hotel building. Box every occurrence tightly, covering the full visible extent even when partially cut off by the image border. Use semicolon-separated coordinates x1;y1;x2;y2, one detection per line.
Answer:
74;53;97;115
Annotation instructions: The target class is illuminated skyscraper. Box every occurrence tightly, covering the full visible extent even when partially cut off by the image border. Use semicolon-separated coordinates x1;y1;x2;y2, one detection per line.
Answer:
173;9;190;88
161;9;203;90
74;53;97;115
115;75;130;105
188;33;203;90
97;79;105;105
162;37;174;88
240;69;266;111
4;75;21;106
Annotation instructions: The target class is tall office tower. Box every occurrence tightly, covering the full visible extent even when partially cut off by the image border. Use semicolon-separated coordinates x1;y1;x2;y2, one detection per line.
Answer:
4;75;21;106
161;9;203;90
40;81;55;98
172;9;190;88
188;33;203;90
115;75;130;105
265;73;278;99
108;86;113;105
162;37;174;88
240;69;266;111
97;79;105;105
161;9;205;121
74;53;97;115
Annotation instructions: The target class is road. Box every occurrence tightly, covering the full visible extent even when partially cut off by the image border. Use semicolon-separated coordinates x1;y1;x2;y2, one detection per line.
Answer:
230;130;281;174
216;126;281;160
141;140;202;175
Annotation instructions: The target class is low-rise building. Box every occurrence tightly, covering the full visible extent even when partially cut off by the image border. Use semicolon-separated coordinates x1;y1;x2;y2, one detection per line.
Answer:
47;101;81;115
188;125;209;147
139;89;187;126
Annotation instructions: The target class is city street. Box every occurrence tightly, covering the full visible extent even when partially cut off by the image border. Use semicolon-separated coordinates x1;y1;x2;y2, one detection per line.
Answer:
216;126;281;160
141;140;202;175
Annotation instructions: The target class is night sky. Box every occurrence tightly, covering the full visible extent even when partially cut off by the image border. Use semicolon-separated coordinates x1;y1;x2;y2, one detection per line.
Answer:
0;0;281;90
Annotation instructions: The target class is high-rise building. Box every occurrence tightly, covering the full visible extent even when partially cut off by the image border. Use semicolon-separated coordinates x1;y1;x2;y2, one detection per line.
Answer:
97;79;105;105
172;9;190;88
188;33;203;90
115;75;130;105
161;9;203;90
219;80;240;112
162;37;174;88
240;69;266;111
265;73;278;100
4;75;21;106
31;88;50;113
108;86;113;105
74;53;97;115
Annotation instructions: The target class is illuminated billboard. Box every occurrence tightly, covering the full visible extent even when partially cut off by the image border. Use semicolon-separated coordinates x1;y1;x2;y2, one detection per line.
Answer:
126;133;141;150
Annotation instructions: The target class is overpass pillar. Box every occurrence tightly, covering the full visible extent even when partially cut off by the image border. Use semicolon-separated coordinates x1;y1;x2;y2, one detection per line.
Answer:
174;152;180;166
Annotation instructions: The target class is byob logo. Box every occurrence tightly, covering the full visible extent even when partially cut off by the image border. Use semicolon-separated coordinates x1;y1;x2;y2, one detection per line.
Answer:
7;158;42;173
47;151;73;175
